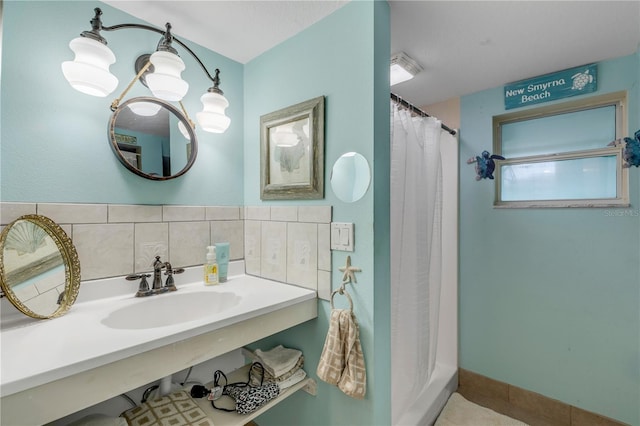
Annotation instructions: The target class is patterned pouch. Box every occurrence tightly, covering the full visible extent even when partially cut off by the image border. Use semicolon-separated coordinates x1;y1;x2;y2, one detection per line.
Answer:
211;362;280;415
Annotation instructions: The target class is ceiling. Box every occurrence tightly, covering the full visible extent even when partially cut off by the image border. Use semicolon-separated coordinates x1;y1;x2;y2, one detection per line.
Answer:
103;1;640;108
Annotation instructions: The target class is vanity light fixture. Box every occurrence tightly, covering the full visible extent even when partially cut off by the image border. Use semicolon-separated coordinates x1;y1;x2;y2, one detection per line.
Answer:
61;7;231;134
390;52;422;86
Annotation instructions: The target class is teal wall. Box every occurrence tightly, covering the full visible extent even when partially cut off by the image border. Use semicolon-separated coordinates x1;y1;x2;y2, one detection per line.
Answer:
2;1;392;425
460;52;640;425
1;1;244;205
244;2;390;425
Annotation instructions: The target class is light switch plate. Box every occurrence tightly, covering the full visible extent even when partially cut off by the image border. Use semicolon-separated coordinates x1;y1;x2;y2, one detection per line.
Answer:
330;222;354;251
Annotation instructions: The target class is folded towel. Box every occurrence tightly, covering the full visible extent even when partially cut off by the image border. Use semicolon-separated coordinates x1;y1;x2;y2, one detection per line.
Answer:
255;345;303;378
277;368;307;390
250;355;304;386
316;309;366;399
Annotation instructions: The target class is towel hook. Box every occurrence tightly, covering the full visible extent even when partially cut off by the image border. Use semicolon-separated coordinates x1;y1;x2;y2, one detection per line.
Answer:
330;286;353;311
339;255;361;285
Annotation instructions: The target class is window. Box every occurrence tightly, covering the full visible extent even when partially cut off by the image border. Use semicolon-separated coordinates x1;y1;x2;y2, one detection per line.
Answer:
493;92;628;208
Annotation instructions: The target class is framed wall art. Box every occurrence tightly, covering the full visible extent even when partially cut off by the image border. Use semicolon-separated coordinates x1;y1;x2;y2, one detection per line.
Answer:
260;96;325;200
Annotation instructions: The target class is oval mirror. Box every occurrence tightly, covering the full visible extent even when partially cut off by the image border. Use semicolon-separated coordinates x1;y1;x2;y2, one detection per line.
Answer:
330;152;371;203
109;97;198;180
0;215;81;319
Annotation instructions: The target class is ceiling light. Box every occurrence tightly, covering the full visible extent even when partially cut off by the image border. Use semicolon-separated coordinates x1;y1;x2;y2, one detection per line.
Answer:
390;52;422;86
61;8;230;134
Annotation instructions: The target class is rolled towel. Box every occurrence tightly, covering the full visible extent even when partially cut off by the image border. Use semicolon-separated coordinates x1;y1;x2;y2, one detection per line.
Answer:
254;345;303;378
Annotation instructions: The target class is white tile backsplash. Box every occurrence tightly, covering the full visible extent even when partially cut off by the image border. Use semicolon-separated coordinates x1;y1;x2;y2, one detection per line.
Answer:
206;206;241;220
245;206;271;221
134;223;169;272
163;206;206;222
0;202;36;225
318;223;331;271
73;223;134;280
270;206;298;222
261;221;287;282
109;205;162;223
169;221;210;267
210;220;244;260
244;220;261;275
39;203;108;224
0;202;331;298
298;206;332;223
286;222;318;289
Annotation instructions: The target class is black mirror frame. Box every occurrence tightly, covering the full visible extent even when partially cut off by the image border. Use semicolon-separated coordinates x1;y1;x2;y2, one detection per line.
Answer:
108;97;198;181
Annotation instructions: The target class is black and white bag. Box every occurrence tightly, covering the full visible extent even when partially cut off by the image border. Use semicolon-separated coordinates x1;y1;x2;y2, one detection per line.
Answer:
200;362;280;415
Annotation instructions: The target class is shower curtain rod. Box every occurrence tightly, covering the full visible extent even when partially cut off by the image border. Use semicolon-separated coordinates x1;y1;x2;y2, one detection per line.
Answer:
390;93;457;136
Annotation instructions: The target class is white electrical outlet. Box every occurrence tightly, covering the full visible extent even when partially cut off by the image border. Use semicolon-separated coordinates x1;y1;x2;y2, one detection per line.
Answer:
330;222;354;251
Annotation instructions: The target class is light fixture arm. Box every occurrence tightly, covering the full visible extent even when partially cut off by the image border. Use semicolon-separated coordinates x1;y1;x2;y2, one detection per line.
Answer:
84;8;220;87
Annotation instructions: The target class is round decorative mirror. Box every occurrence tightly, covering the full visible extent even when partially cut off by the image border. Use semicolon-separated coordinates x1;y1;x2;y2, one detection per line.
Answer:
109;97;198;180
0;215;81;319
330;152;371;203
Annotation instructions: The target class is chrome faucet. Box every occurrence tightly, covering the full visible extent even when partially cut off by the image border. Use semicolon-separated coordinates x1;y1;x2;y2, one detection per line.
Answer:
126;256;184;297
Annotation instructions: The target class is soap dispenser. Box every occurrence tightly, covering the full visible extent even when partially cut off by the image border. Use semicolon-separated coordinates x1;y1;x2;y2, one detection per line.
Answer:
204;245;219;285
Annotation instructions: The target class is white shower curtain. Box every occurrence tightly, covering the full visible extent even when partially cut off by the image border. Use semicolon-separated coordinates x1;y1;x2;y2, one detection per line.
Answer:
390;102;444;424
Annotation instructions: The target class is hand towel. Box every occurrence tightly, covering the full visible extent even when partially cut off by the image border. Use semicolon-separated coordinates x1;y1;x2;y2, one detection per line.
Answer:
250;355;305;386
254;345;303;378
316;309;367;399
277;368;307;390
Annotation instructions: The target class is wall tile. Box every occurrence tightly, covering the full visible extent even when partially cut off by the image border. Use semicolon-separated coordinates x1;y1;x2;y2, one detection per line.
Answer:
169;221;210;267
286;222;318;289
206;206;241;220
134;223;169;272
109;205;162;223
38;203;107;224
318;270;331;301
210;220;244;260
270;206;298;222
261;221;287;282
244;221;261;275
73;223;134;280
0;202;36;225
298;206;332;223
246;206;270;221
163;206;205;222
318;223;331;271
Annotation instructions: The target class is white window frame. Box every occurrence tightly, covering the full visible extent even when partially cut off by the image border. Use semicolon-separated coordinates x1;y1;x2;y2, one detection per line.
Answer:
492;91;629;208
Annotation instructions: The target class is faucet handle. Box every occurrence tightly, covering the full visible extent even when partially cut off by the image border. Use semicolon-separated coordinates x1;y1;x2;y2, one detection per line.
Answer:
126;273;153;297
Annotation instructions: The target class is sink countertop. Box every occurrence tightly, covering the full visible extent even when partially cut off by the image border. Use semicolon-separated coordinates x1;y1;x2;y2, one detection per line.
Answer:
0;272;317;397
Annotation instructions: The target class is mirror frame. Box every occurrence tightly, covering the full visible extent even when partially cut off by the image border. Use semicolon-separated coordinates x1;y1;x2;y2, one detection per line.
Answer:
108;97;198;181
0;214;81;319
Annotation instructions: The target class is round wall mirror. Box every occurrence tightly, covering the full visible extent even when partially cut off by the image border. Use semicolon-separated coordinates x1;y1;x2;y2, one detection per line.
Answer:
109;97;198;180
0;215;81;319
330;152;371;203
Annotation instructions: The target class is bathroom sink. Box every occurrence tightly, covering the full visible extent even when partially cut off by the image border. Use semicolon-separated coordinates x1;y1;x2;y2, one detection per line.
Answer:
101;291;241;329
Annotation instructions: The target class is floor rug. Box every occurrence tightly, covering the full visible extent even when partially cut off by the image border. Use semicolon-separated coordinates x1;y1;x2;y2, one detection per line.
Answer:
434;392;529;426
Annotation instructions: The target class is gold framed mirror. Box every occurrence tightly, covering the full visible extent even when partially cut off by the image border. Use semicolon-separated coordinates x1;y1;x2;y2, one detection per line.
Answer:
0;215;81;319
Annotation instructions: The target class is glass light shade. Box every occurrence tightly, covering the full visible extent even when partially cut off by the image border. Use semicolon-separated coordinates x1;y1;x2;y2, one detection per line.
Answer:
146;51;189;101
196;91;231;133
127;102;161;116
61;37;118;97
